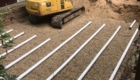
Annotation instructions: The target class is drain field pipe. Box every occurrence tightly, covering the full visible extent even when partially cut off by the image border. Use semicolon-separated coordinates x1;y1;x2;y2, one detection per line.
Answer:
4;29;13;34
5;38;50;69
109;28;138;80
0;77;5;80
0;32;24;46
78;26;121;80
16;21;92;80
129;20;136;30
47;24;106;80
0;35;37;57
5;29;13;33
0;29;13;37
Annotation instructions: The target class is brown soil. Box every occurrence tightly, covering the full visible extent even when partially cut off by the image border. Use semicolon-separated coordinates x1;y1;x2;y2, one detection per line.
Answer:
0;0;140;80
2;16;138;80
73;0;140;22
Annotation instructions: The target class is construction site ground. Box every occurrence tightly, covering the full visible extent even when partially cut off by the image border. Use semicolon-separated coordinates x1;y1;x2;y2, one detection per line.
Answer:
0;0;140;80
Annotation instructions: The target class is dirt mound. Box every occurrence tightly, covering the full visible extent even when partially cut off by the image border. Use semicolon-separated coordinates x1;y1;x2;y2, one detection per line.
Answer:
73;0;140;22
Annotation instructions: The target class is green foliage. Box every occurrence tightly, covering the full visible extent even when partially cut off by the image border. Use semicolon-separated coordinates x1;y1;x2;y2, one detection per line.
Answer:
0;18;5;24
0;56;6;64
0;27;4;34
0;56;6;61
0;9;11;16
0;33;10;40
0;9;17;80
0;69;17;80
3;38;14;48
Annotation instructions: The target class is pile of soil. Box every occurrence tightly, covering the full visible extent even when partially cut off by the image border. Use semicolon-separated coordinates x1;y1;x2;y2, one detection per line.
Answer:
73;0;140;22
1;0;140;24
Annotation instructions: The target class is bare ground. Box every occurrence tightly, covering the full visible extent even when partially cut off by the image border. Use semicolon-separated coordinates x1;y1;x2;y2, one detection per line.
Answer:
0;0;140;80
0;16;138;80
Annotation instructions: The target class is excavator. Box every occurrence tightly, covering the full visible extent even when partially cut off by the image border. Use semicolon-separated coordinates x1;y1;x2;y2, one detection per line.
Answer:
25;0;85;29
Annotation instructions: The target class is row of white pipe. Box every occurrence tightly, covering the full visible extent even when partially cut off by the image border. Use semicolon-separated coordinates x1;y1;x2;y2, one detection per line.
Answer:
46;21;137;80
0;32;24;46
2;20;138;80
0;29;13;37
0;29;31;80
108;20;138;80
78;26;121;80
129;20;136;29
5;37;50;69
16;21;92;80
109;28;138;80
0;29;51;80
47;24;106;80
0;35;37;57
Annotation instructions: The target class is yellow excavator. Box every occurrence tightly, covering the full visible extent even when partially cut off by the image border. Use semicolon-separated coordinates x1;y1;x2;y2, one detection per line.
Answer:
25;0;85;29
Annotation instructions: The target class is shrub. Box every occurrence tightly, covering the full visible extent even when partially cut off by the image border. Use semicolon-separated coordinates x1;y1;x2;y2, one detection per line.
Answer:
0;9;16;80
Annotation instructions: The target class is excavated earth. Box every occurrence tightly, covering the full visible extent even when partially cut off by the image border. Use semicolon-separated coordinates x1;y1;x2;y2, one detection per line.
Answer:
0;0;140;80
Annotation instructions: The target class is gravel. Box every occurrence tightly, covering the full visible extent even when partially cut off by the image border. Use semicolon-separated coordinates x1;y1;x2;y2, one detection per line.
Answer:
0;14;139;80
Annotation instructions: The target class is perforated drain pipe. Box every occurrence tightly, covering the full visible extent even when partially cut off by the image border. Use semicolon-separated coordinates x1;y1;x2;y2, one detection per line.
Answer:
129;20;136;30
109;28;138;80
5;38;50;70
47;24;106;80
0;35;37;57
78;26;121;80
16;21;92;80
0;32;24;46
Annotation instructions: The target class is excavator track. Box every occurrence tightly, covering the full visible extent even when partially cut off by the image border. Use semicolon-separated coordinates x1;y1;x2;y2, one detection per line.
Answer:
28;14;42;24
51;6;85;29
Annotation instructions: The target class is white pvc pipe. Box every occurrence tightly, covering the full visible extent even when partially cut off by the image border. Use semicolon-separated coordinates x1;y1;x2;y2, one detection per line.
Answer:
5;29;13;33
16;21;92;80
78;26;121;80
47;24;106;80
0;77;5;80
0;29;13;37
8;32;24;40
0;32;24;46
109;28;138;80
5;38;50;69
0;35;37;57
129;20;136;29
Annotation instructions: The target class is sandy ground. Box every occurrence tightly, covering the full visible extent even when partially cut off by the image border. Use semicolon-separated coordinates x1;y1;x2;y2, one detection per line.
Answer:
0;15;138;80
0;0;140;80
74;0;140;22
